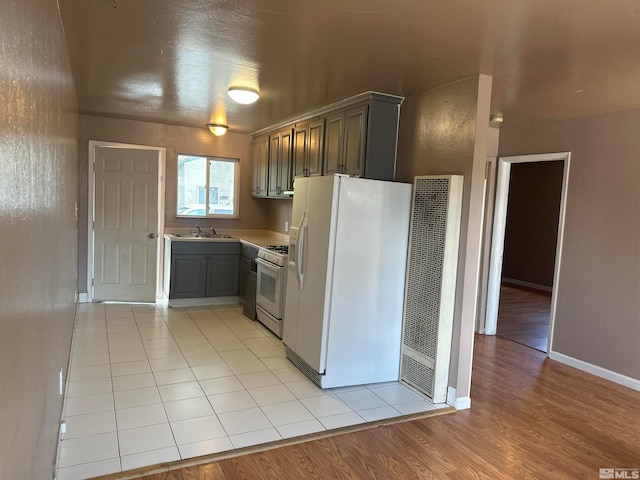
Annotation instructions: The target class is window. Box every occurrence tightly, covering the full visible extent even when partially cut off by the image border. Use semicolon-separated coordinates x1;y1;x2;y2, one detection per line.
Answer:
177;154;239;218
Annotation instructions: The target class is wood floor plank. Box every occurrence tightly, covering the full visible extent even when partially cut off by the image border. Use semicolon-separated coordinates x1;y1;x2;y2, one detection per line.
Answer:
497;285;550;351
137;335;640;480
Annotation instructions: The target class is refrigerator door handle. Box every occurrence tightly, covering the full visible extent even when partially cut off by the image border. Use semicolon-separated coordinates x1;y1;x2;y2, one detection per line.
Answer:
297;211;308;289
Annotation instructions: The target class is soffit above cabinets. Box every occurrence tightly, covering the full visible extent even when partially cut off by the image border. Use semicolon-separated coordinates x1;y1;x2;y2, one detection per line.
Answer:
58;0;640;132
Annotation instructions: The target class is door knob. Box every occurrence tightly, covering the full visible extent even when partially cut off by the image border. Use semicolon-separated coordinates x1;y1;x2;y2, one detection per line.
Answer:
148;233;157;239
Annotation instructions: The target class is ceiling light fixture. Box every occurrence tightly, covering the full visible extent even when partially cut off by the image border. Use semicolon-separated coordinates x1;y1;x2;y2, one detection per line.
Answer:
207;123;228;136
227;87;260;104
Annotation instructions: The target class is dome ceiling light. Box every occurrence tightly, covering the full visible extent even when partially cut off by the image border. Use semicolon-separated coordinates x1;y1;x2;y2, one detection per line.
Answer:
207;123;228;136
227;87;260;105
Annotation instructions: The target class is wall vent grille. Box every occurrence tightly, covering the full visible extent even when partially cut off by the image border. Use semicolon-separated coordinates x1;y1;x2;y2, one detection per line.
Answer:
285;346;323;386
401;353;435;395
400;175;463;403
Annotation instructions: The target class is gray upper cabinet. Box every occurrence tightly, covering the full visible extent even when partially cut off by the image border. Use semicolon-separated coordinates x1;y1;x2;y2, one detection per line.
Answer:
323;111;345;176
342;104;368;176
323;103;368;177
251;92;403;196
251;136;269;197
293;117;324;181
293;124;307;180
268;128;293;197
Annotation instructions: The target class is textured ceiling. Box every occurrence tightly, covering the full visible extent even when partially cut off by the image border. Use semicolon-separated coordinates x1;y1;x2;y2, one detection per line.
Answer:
58;0;640;133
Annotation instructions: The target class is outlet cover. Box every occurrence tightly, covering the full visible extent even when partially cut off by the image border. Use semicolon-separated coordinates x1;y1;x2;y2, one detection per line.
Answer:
285;221;289;232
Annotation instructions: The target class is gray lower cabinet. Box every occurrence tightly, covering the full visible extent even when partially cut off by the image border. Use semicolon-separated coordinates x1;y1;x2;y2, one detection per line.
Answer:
206;255;240;297
170;255;207;298
169;241;241;299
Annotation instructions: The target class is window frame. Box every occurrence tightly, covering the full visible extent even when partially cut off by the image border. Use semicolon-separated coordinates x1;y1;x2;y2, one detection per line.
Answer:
176;154;240;219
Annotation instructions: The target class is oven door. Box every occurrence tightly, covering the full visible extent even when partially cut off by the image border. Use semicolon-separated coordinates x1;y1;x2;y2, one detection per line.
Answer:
256;257;284;318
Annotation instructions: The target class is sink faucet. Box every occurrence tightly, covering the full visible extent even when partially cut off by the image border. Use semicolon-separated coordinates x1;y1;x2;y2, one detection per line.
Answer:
195;225;203;236
210;226;217;236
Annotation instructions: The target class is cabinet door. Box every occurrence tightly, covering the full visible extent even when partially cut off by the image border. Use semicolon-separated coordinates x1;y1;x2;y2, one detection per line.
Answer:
343;104;368;176
307;118;325;177
293;124;308;180
267;133;281;197
206;255;240;297
170;255;207;298
323;111;345;175
251;136;269;197
279;128;293;192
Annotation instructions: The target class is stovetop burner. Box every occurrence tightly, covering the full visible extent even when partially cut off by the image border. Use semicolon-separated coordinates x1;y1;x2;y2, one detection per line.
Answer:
258;244;289;267
266;245;289;255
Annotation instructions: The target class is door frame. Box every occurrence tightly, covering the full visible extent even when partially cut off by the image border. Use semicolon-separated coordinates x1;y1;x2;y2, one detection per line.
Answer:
86;140;166;302
483;152;571;355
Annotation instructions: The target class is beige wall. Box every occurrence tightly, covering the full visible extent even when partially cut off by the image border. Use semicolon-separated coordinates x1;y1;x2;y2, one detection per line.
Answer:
502;161;564;288
268;199;293;234
396;75;492;400
500;109;640;380
77;115;270;292
0;0;79;478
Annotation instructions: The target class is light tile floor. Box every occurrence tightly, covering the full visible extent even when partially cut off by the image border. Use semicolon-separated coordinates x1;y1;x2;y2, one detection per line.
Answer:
56;302;445;480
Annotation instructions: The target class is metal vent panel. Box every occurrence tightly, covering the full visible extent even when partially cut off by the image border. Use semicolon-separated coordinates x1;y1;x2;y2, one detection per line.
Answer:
401;175;463;403
400;354;435;396
403;178;450;361
285;346;323;387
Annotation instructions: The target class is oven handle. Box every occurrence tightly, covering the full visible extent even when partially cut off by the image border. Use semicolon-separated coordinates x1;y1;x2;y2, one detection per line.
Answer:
256;257;282;273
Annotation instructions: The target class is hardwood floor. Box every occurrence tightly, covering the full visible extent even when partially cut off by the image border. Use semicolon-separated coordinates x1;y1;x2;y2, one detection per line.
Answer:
135;336;640;480
497;284;550;352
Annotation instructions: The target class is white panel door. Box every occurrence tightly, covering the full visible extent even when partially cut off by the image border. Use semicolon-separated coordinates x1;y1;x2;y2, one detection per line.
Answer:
93;147;159;302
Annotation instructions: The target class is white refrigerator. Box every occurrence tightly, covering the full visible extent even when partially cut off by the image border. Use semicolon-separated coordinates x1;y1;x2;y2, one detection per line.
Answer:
283;175;412;388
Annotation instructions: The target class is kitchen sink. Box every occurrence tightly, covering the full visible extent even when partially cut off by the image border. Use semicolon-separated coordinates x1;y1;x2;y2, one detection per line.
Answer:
174;234;234;239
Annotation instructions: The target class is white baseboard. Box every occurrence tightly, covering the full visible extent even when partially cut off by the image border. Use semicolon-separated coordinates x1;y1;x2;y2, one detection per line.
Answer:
78;293;89;303
447;386;472;410
502;278;552;293
549;351;640;392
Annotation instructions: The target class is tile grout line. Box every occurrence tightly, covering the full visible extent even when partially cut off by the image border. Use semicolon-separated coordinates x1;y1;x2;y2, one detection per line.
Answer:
164;305;208;460
107;305;128;473
59;302;443;477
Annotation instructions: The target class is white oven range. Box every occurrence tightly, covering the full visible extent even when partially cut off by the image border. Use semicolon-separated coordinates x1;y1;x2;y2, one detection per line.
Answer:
255;245;288;338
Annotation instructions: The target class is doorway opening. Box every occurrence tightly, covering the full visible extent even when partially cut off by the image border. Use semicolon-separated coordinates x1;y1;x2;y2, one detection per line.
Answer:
483;152;571;355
